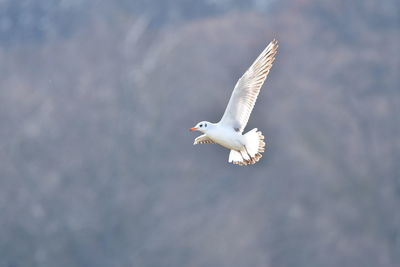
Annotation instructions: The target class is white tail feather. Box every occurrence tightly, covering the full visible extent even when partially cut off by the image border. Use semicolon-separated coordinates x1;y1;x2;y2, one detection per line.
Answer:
229;150;243;163
228;128;265;166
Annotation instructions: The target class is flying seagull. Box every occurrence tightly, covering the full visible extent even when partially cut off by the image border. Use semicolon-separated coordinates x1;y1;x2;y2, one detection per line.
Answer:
190;39;278;165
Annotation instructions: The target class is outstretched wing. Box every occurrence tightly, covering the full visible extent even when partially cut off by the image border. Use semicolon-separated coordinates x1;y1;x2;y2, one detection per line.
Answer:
219;39;278;132
193;135;215;145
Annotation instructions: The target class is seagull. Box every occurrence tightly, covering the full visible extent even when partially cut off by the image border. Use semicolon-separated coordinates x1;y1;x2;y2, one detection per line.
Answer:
190;39;278;165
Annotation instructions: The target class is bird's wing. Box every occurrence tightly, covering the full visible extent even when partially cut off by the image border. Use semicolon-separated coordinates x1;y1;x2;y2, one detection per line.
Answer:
219;39;278;132
193;135;215;145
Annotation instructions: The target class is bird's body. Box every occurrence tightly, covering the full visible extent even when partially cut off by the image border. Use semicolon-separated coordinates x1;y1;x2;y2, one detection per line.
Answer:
190;39;278;165
204;123;244;151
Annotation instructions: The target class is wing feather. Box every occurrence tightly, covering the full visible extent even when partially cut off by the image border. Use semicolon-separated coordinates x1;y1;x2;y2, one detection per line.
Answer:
193;134;215;145
219;39;278;132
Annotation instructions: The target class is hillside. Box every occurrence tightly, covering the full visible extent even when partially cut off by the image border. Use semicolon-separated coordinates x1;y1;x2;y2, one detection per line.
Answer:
0;0;399;266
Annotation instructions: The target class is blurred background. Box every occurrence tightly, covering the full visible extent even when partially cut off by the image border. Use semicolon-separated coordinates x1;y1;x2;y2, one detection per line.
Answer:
0;0;399;266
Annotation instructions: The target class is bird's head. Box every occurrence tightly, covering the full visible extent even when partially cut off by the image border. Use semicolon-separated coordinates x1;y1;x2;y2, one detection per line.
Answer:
190;121;211;133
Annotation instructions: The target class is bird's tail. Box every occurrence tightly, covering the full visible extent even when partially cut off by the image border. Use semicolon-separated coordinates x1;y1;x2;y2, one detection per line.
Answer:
228;128;265;166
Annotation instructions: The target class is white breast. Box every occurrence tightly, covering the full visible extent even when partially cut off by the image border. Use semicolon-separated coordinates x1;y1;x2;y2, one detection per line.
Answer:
207;125;244;151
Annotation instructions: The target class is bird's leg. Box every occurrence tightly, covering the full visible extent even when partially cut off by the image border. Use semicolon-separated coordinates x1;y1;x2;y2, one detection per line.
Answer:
244;146;252;159
239;150;247;161
243;146;255;164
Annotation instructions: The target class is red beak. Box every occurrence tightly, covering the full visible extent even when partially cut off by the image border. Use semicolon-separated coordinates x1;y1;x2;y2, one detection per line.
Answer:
189;127;198;132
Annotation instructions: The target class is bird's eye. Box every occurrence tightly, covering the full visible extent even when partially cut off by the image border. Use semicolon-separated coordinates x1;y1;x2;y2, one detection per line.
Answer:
199;124;203;127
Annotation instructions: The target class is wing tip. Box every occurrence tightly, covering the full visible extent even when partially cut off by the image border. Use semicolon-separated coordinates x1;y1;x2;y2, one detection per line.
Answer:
267;39;279;53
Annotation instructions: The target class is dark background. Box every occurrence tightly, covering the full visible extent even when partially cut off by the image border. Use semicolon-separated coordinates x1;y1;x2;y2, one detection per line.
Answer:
0;0;399;266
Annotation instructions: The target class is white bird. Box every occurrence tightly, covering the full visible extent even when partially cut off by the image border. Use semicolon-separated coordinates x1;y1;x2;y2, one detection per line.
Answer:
190;39;278;165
